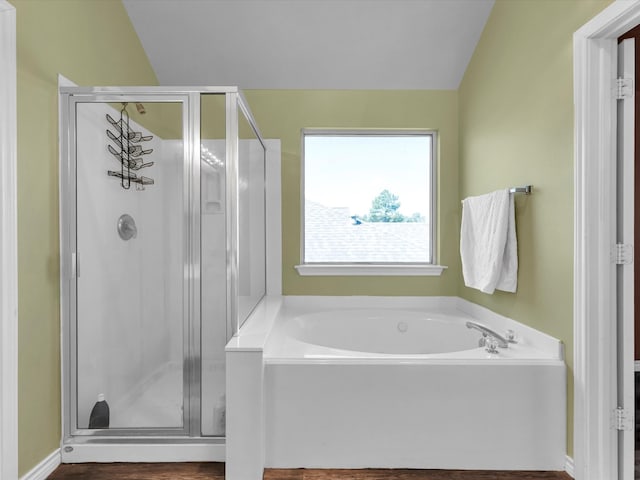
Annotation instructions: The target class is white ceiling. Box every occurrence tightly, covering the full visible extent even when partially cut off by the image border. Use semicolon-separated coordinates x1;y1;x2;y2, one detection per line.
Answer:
123;0;494;90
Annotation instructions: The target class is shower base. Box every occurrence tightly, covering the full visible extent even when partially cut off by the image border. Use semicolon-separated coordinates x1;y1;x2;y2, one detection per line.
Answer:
60;439;225;463
110;361;183;429
106;360;225;433
63;360;226;463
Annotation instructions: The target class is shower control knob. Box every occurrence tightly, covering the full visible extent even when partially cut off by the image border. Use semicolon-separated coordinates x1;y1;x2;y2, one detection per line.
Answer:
118;214;137;241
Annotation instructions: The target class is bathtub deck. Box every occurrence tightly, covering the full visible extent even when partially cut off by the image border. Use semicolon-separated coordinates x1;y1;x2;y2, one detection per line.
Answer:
47;463;572;480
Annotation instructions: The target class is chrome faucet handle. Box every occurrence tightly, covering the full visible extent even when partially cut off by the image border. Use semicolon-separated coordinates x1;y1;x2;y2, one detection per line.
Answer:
505;329;517;343
485;336;499;354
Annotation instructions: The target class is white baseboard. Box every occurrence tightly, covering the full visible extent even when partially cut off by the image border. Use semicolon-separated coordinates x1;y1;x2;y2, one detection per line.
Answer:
20;449;61;480
565;455;574;478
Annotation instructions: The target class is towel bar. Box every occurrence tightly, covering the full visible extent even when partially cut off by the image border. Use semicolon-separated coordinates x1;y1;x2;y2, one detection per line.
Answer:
461;185;532;204
509;185;532;194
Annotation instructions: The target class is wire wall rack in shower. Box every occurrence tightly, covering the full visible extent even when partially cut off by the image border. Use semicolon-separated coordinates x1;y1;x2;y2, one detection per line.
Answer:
106;103;155;190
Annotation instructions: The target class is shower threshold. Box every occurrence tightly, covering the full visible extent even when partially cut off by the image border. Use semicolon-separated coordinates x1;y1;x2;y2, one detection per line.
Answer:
61;438;225;463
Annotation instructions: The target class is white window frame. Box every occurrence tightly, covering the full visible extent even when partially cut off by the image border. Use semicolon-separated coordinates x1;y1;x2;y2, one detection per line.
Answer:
296;129;446;276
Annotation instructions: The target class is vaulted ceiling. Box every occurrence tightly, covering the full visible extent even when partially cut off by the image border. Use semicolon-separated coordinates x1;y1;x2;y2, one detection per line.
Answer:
123;0;494;90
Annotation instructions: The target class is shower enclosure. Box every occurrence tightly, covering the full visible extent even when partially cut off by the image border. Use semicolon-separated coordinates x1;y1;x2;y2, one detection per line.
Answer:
59;87;266;461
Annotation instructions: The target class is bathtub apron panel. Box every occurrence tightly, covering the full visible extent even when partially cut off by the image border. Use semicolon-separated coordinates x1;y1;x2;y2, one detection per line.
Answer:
264;362;566;470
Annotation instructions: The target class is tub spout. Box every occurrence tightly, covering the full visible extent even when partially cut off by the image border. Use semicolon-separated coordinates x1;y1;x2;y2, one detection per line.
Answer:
466;321;509;350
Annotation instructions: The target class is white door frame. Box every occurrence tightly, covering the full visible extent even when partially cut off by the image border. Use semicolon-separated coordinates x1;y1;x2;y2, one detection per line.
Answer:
0;1;18;479
574;2;640;479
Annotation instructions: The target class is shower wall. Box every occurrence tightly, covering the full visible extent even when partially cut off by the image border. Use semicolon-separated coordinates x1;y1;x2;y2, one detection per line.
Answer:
75;102;184;429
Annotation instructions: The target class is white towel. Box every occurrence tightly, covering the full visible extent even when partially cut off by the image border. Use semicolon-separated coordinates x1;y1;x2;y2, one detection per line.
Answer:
460;189;518;294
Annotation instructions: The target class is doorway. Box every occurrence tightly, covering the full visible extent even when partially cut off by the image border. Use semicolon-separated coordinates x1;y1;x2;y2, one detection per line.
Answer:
618;25;640;480
616;34;636;480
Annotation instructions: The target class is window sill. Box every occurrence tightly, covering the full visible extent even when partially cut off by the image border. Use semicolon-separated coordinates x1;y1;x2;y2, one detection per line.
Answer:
294;264;447;277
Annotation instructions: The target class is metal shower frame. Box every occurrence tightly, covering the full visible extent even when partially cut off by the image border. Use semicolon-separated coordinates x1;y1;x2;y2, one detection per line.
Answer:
58;86;266;444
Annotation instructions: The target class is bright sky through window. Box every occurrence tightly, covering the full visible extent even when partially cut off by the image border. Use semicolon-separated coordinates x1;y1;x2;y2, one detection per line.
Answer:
304;135;430;218
303;131;434;264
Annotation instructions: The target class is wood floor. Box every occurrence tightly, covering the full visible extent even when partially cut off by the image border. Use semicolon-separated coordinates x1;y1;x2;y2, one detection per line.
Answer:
47;463;573;480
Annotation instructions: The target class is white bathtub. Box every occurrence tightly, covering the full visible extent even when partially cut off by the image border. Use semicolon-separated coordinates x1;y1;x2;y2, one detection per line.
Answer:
261;296;566;471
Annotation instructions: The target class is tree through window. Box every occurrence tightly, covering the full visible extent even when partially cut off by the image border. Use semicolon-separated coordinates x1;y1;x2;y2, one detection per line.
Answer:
302;130;436;264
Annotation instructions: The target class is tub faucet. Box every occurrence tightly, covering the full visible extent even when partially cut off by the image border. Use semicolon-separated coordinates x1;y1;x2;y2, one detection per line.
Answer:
466;321;509;352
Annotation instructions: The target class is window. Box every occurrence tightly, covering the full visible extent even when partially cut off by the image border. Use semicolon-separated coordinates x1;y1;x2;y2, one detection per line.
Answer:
297;129;444;276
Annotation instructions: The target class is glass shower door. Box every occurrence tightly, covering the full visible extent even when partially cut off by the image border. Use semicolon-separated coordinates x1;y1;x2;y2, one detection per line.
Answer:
74;98;188;433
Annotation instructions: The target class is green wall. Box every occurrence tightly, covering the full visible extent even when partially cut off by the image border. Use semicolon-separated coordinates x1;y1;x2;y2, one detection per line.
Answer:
458;0;612;457
10;0;158;475
9;0;618;473
245;90;461;296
